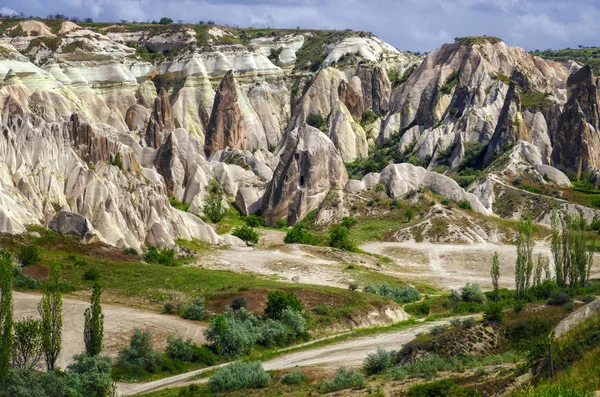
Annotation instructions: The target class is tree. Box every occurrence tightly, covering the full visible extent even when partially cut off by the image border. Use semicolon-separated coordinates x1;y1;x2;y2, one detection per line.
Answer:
490;251;500;302
232;226;259;245
39;260;62;370
264;291;302;319
515;215;535;298
533;255;549;287
84;283;104;356
11;317;42;369
405;207;415;222
159;17;174;25
0;250;13;385
551;208;564;286
328;224;355;251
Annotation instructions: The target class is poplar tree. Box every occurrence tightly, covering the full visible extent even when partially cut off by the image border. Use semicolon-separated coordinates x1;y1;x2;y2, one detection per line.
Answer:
84;283;104;356
551;208;564;286
490;251;500;302
0;250;13;385
39;260;62;370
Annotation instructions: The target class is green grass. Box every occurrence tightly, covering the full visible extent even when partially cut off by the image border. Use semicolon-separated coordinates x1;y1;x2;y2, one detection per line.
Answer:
455;36;502;46
531;46;600;76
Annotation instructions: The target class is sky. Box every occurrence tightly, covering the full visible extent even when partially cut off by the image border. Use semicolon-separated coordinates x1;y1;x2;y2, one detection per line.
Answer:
1;0;599;52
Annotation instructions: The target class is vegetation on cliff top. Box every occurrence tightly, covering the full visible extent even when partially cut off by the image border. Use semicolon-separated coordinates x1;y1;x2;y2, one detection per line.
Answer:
532;46;600;76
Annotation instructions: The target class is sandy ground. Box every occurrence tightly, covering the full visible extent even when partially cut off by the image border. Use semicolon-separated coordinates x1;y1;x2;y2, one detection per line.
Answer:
13;292;207;369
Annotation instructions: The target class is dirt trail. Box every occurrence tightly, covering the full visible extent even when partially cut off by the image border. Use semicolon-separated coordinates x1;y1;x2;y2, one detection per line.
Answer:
116;317;463;396
13;292;207;369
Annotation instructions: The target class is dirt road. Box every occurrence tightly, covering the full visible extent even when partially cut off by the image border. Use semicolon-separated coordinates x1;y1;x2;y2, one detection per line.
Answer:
116;317;461;396
13;292;207;369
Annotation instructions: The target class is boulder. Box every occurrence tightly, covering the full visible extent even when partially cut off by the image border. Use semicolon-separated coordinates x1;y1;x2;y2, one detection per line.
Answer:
235;186;264;215
48;211;92;239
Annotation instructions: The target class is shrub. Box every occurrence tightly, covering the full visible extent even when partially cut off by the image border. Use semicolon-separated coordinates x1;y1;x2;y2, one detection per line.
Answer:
284;225;320;245
460;283;486;303
203;194;225;223
13;274;39;289
159;17;173;24
264;291;302;319
209;362;270;392
363;347;392;375
279;307;306;336
349;283;359;291
320;366;366;393
582;295;596;303
143;246;176;266
405;301;430;316
117;329;162;373
328;224;356;251
406;379;481;397
204;314;257;357
232;226;259;245
484;302;504;323
462;317;477;328
230;296;247;311
122;247;139;256
276;218;287;229
18;245;41;266
441;198;451;205
429;325;448;335
280;371;306;385
565;301;575;312
243;214;264;227
547;291;572;306
165;336;217;365
306;113;327;131
180;297;208;320
66;354;114;397
405;206;415;221
341;216;358;229
458;200;472;210
506;318;551;349
83;267;101;281
363;283;420;303
513;300;525;314
257;319;292;347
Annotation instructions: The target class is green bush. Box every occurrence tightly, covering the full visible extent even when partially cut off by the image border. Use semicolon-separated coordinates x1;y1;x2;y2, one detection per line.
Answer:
284;225;320;245
276;218;287;229
405;301;431;316
460;283;486;303
484;302;504;323
230;296;247;311
13;274;39;289
341;216;358;229
180;297;208;320
232;226;259;245
18;245;41;266
203;194;225;223
506;317;551;349
166;336;217;365
122;247;139;256
209;362;270;392
320;366;366;393
406;379;481;397
279;307;307;335
307;113;327;131
582;295;596;303
363;347;392;375
363;283;420;303
279;371;306;385
458;200;472;210
83;267;101;281
243;214;264;227
143;246;176;266
117;329;162;373
328;224;356;251
66;354;114;397
264;291;302;319
204;313;257;357
546;291;572;306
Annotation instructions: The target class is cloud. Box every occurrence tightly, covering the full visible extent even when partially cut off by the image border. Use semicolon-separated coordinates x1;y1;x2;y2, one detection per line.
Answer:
1;0;599;52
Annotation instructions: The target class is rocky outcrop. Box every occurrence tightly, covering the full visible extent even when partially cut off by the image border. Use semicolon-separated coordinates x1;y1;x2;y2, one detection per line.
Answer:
48;211;93;240
262;124;348;226
551;66;600;177
144;88;178;148
204;70;247;155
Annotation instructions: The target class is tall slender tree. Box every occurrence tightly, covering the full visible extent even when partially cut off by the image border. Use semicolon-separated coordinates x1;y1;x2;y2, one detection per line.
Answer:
551;208;564;286
84;283;104;356
0;250;13;385
39;260;62;370
490;251;500;302
516;215;535;298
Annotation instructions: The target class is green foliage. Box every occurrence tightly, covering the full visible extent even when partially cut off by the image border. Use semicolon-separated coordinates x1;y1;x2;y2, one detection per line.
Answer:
280;371;306;385
276;218;287;229
1;367;68;397
169;197;190;212
159;17;173;25
341;216;358;229
306;113;327;132
265;291;302;319
388;64;417;88
546;291;572;306
363;283;420;303
0;250;12;384
117;328;162;373
520;91;552;109
458;200;472;210
17;245;40;266
363;347;392;375
491;251;500;302
328;224;356;251
460;282;486;303
484;302;504;323
405;206;415;221
108;152;124;170
166;336;217;365
204;313;257;357
83;267;101;281
243;214;264;227
232;226;259;245
203;193;225;224
284;224;320;245
455;36;502;46
532;47;600;77
440;71;459;95
406;379;481;397
11;317;42;370
209;361;270;392
405;300;431;317
66;354;114;397
38;260;62;371
180;297;208;320
143;246;176;266
230;296;247;311
320;366;366;393
83;283;104;356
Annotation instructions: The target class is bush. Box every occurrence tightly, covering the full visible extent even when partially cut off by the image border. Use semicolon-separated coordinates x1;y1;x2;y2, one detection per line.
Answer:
264;291;302;319
276;218;287;229
405;301;430;316
180;297;208;320
581;295;596;303
143;246;176;266
117;329;162;373
429;325;448;335
66;354;114;397
483;302;504;323
232;226;259;245
83;267;101;281
203;194;225;223
122;247;139;256
230;296;247;311
565;301;575;312
320;366;366;393
284;225;320;245
406;380;481;397
204;314;257;357
547;291;572;306
363;347;392;375
257;319;292;347
280;371;306;385
279;307;306;335
159;17;173;24
460;283;486;303
506;318;551;349
328;224;356;251
18;245;40;266
341;216;357;229
462;317;477;328
441;198;451;205
349;283;359;291
244;214;264;227
165;336;217;365
209;362;269;392
13;274;39;289
363;283;420;303
306;113;327;131
458;200;472;210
